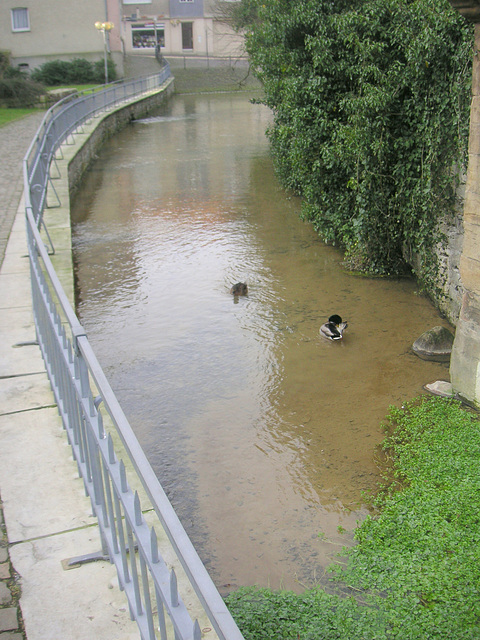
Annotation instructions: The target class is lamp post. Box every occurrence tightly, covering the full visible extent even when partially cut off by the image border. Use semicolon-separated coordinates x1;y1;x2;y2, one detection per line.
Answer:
95;21;114;84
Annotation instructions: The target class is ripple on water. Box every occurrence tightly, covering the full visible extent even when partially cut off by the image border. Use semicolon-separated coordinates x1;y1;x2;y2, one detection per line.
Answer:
72;92;452;592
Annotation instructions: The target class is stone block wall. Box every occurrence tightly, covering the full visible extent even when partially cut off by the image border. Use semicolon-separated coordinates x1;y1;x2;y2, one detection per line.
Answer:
448;4;480;405
68;80;174;197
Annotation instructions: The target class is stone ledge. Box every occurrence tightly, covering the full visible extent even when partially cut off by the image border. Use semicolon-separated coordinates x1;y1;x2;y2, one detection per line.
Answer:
38;88;77;108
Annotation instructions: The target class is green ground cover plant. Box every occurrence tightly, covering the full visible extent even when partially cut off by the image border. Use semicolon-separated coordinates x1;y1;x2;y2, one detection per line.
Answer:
0;108;38;126
226;396;480;639
239;0;473;296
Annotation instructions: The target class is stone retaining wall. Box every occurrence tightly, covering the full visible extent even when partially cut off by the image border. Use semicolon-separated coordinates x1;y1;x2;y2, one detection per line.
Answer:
406;191;465;326
67;78;174;198
446;1;480;406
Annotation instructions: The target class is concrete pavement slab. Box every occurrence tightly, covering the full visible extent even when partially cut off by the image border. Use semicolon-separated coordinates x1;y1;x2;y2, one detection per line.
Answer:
0;343;44;379
0;374;53;416
0;225;29;272
0;250;30;277
0;408;93;541
1;211;28;256
0;273;32;312
9;531;139;640
0;305;39;373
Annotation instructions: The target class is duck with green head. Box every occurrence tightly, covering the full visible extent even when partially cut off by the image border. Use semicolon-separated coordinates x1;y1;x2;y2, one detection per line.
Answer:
320;314;348;340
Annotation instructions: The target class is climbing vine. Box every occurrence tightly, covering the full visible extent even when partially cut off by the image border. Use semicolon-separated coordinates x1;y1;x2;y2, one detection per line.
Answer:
241;0;473;291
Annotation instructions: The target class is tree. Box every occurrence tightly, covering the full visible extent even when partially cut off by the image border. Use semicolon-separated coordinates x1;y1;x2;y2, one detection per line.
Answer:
242;0;472;289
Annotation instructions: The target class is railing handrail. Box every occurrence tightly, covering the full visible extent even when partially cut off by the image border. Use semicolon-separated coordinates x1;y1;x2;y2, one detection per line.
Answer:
23;69;244;640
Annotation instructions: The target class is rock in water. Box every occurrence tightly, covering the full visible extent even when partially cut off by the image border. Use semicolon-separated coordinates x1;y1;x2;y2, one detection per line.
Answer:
412;326;454;362
424;380;455;397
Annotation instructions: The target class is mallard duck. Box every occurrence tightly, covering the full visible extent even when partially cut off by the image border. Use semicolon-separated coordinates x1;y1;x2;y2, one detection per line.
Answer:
320;314;348;340
230;282;248;296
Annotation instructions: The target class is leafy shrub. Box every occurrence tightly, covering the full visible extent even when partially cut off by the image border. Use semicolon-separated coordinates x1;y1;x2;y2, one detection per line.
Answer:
0;50;11;76
0;53;45;106
69;58;96;83
31;57;116;85
0;77;45;106
0;78;45;107
4;65;26;79
31;60;72;85
92;58;117;84
243;0;473;293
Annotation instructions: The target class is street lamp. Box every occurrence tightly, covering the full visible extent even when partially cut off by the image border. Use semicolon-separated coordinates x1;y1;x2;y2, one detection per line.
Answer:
95;21;114;84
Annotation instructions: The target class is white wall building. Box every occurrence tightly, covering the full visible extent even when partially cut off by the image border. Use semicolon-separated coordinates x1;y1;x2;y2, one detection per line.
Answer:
0;0;245;78
119;0;245;58
0;1;123;73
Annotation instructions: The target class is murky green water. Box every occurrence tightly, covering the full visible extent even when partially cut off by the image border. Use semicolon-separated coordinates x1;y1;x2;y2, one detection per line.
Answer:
71;92;451;593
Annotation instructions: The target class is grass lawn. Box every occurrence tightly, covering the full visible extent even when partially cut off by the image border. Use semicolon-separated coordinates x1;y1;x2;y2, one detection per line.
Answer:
0;107;41;127
0;85;103;127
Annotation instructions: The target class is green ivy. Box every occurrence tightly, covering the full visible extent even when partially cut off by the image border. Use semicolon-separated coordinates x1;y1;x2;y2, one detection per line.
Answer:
243;0;472;289
225;397;480;638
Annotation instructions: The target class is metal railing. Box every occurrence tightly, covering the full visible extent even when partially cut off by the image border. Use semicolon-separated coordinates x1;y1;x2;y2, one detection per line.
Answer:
23;71;244;640
25;65;172;227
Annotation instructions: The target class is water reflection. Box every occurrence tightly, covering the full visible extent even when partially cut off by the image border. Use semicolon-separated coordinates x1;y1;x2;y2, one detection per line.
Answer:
72;92;451;593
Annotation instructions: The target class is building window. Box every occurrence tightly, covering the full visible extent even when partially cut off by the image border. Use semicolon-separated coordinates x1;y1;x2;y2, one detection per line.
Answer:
181;22;193;49
132;22;165;48
11;8;30;32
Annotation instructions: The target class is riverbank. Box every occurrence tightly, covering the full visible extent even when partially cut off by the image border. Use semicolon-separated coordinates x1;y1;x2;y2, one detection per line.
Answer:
226;396;480;639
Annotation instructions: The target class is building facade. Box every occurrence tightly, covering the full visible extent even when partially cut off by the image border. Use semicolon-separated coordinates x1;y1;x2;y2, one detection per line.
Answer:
119;0;245;59
0;0;245;78
0;0;123;73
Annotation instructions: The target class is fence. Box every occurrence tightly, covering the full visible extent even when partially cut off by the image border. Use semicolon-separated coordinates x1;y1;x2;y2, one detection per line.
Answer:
23;69;245;640
164;55;249;70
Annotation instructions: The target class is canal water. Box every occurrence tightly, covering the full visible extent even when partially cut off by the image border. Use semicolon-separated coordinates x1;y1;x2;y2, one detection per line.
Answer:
71;91;451;594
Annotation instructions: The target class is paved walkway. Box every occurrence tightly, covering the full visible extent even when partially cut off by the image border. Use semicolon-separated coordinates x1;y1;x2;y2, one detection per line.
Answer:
0;113;45;268
0;113;140;639
0;112;45;640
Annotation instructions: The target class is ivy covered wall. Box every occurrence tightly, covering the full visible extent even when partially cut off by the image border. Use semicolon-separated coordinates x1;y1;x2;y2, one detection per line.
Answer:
239;0;473;321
